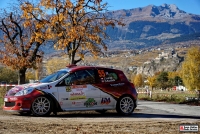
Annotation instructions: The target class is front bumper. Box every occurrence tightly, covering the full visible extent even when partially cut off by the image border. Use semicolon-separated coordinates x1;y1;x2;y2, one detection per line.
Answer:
3;95;33;112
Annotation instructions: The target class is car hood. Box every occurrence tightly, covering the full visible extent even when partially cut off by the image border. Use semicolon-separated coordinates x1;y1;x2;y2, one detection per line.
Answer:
6;83;49;96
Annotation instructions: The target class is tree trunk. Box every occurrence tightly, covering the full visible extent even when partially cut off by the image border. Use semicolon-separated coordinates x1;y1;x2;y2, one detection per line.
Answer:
18;68;27;84
69;50;76;65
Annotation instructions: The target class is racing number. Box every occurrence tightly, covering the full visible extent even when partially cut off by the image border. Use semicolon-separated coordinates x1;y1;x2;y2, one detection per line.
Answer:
98;70;106;78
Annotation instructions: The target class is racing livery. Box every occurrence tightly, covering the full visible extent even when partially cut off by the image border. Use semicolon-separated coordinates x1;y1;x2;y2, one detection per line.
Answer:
3;65;138;116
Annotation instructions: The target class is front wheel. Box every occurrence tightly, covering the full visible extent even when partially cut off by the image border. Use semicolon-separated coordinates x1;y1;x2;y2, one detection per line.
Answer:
31;96;52;116
116;96;135;115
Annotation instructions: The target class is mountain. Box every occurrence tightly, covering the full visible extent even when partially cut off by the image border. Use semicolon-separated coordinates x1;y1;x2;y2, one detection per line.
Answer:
104;4;200;49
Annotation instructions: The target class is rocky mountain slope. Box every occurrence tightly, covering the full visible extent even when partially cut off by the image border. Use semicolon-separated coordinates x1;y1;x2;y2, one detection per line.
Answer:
136;49;184;76
105;4;200;49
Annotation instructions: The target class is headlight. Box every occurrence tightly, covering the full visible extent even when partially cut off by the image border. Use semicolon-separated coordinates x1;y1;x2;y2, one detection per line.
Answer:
14;88;34;96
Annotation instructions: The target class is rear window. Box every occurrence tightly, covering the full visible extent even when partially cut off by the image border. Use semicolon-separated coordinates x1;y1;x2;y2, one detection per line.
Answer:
97;69;119;83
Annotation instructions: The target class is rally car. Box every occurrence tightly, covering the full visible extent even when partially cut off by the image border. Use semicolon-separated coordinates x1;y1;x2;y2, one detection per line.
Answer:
3;65;138;116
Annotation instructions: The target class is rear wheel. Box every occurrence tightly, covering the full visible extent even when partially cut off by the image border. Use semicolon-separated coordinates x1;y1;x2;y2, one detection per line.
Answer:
116;96;135;115
31;96;52;116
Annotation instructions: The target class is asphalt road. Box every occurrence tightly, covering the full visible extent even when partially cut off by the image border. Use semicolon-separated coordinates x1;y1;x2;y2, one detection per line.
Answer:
0;100;199;134
135;100;200;119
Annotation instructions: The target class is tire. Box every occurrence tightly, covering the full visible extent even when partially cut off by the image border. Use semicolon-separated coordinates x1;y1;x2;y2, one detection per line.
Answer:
31;96;52;116
95;110;107;114
116;96;135;115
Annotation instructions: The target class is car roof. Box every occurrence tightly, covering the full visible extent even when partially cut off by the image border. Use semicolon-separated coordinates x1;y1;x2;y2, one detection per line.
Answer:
61;65;122;73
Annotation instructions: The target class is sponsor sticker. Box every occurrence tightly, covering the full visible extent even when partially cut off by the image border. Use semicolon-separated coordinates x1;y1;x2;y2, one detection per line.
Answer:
72;101;84;106
66;86;71;92
71;85;87;89
110;83;125;87
61;98;68;100
84;98;97;107
59;102;63;105
10;97;18;101
69;91;86;100
40;85;52;90
101;98;111;105
179;124;198;132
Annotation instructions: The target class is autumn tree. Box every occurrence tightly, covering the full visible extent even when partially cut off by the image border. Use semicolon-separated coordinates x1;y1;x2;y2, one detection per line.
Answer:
133;74;144;88
147;75;157;90
21;0;124;65
181;46;200;90
0;2;46;84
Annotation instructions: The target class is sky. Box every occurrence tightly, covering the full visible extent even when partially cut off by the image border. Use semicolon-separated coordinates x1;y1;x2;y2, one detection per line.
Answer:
0;0;200;15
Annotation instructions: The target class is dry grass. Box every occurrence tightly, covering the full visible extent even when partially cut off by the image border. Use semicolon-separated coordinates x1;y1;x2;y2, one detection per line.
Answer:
138;90;199;104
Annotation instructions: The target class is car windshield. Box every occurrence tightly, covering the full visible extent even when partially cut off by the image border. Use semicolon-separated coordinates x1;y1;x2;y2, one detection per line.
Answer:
40;70;68;83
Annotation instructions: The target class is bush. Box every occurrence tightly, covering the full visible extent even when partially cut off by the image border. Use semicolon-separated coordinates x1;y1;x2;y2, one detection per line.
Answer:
0;87;7;107
0;87;7;98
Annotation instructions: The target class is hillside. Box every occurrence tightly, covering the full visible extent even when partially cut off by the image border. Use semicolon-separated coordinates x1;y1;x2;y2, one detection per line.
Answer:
104;4;200;49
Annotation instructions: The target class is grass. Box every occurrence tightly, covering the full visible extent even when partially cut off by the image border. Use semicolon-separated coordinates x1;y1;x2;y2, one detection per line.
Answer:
138;90;199;104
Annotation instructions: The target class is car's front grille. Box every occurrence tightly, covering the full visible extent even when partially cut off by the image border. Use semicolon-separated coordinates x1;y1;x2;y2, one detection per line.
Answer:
5;102;15;107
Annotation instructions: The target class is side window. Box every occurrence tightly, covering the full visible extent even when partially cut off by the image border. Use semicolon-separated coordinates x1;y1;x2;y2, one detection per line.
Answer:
64;73;76;85
63;70;96;85
75;70;96;85
97;69;119;83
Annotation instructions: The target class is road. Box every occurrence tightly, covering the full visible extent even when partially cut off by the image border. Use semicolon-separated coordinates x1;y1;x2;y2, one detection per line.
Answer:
0;100;199;134
136;100;200;118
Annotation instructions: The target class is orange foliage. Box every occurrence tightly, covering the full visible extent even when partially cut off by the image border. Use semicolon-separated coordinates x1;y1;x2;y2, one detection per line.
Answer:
21;0;124;64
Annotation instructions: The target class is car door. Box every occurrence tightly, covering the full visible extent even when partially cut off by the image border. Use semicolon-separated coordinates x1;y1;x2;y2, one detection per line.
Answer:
56;69;101;110
95;68;121;108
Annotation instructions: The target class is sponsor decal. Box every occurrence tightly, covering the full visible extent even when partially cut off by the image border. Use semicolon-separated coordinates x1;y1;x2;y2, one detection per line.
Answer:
104;77;115;82
110;83;125;87
72;101;84;106
61;98;68;100
40;85;52;90
10;97;18;101
66;86;71;92
71;85;87;89
70;91;86;100
48;85;52;89
101;98;111;105
84;98;97;107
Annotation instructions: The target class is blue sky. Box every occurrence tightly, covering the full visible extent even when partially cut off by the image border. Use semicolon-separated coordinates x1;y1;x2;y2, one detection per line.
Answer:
1;0;200;15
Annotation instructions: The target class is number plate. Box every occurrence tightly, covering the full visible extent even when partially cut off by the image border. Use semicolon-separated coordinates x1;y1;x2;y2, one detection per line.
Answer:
4;98;8;102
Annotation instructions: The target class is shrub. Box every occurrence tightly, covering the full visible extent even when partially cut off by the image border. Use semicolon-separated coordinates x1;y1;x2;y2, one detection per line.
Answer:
0;87;7;107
